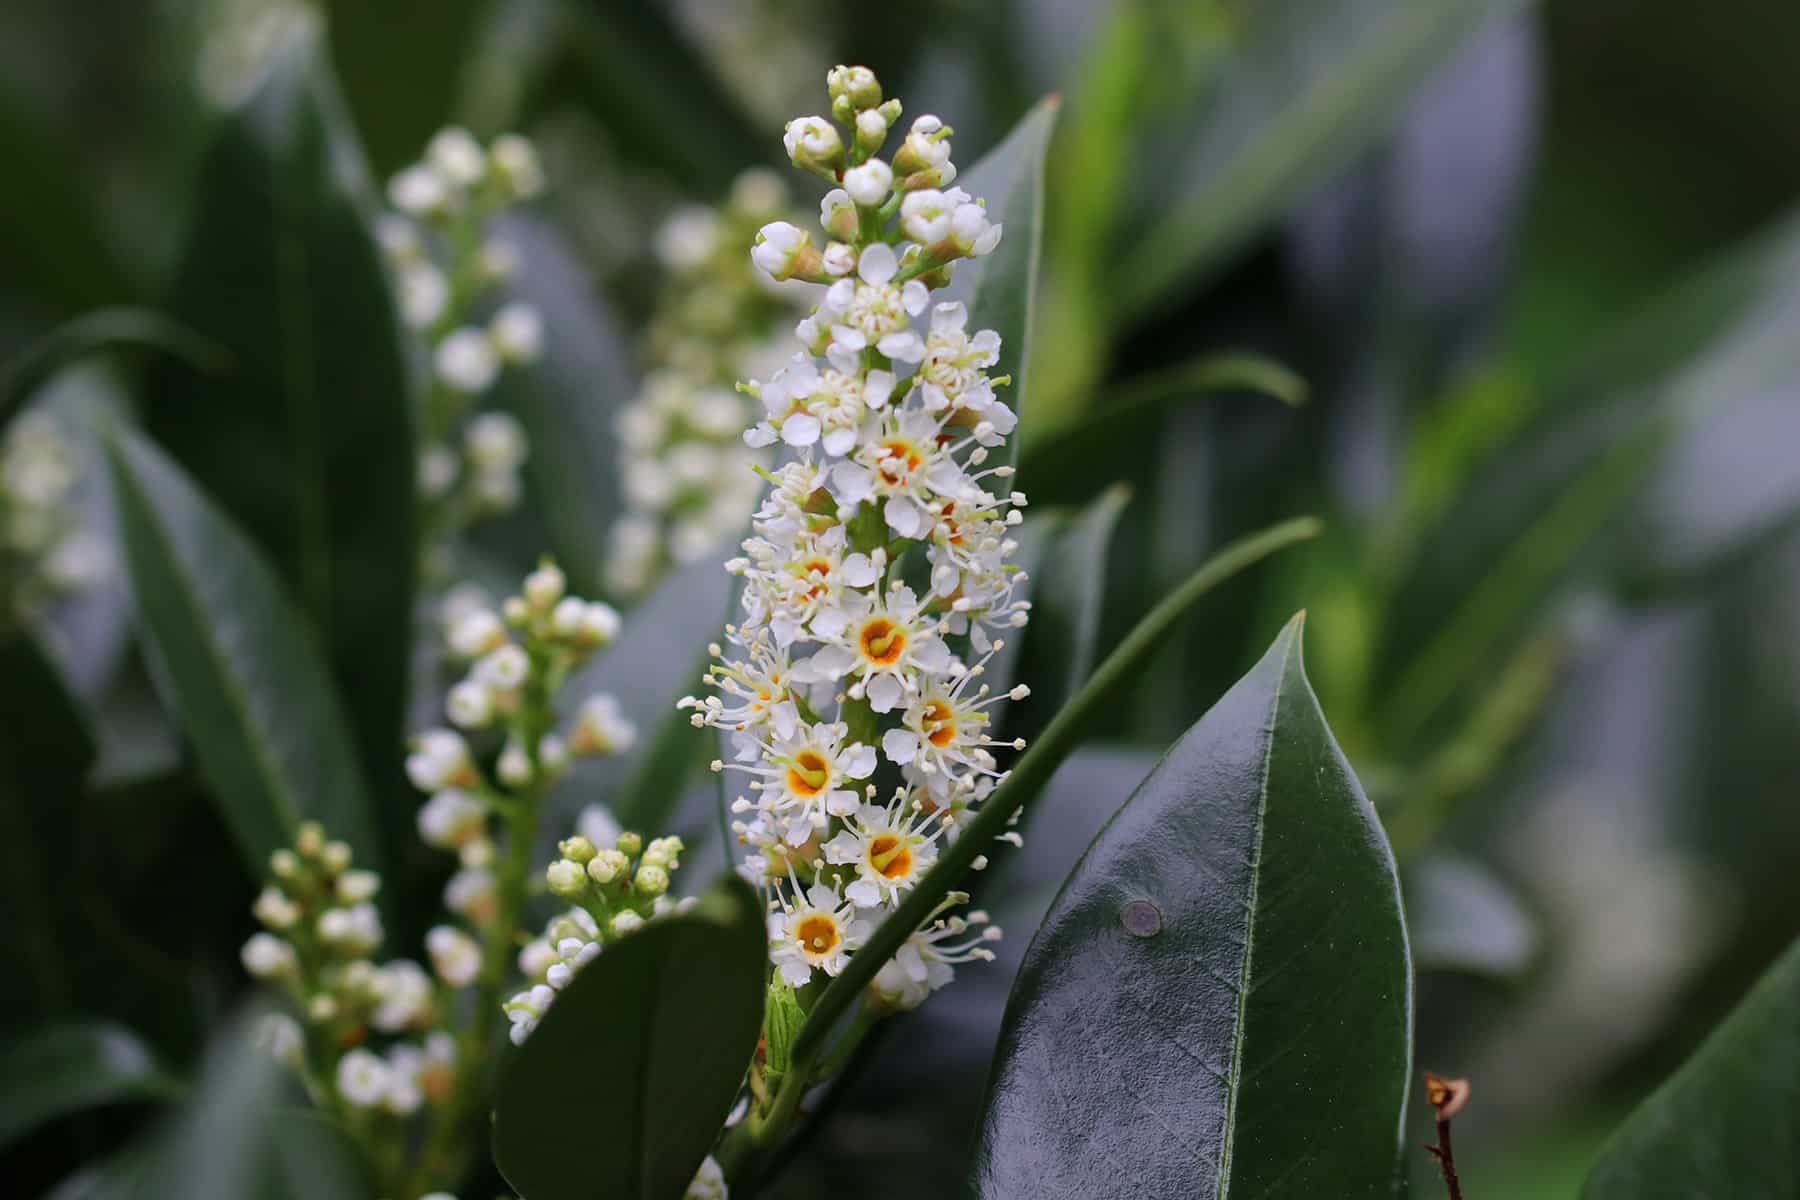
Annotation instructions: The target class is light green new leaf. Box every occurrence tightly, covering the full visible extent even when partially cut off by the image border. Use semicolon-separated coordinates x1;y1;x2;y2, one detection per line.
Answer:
1584;937;1800;1198
939;96;1061;453
145;23;415;804
0;1021;179;1152
973;616;1413;1197
492;875;766;1200
1117;0;1528;316
104;426;381;880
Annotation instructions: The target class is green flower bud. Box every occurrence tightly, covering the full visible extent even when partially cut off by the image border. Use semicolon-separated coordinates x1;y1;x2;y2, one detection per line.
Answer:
827;64;882;112
546;858;588;898
558;835;597;864
615;832;643;858
588;849;630;885
763;978;806;1086
641;835;685;870
634;864;670;897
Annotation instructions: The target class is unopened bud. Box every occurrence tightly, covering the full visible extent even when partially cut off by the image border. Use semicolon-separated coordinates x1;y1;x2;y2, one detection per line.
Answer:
558;835;597;864
587;849;630;885
615;832;643;858
634;864;670;897
545;859;588;898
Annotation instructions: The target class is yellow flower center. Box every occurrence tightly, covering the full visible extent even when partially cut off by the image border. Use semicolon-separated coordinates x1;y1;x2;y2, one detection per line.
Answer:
859;617;906;666
922;700;958;747
786;750;830;797
868;834;913;880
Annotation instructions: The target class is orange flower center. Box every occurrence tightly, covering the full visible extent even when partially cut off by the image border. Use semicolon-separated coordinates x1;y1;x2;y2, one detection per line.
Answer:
786;750;830;797
923;700;957;747
869;834;913;880
876;439;924;484
796;914;840;955
859;618;906;666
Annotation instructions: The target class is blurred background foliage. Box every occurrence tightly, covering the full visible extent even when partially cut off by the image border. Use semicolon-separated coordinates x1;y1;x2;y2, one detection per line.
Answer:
3;1;1800;1197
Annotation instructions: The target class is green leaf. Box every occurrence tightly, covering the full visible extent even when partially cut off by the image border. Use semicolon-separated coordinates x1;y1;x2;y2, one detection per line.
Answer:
145;24;415;809
1020;352;1306;505
492;875;767;1200
489;214;634;596
135;1015;373;1200
103;425;381;881
1375;205;1800;750
972;615;1413;1197
0;309;225;434
1116;0;1529;316
939;95;1061;454
0;1021;179;1152
1583;936;1800;1198
527;2;768;192
0;631;94;1028
738;518;1323;1172
322;0;488;174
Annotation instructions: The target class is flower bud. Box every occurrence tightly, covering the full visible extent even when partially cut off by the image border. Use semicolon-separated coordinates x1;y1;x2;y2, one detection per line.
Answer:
783;116;844;174
427;127;486;188
306;993;339;1024
446;679;494;729
256;1013;305;1067
388;165;450;218
893;115;954;184
641;835;684;870
570;693;636;756
449;609;506;658
254;885;301;930
842;159;893;207
820;189;858;241
587;848;630;885
539;734;569;776
854;108;889;152
320;841;353;874
615;832;643;858
634;864;670;897
900;189;953;245
610;911;645;937
407;729;476;792
489;302;544;364
425;925;481;988
546;858;588;898
336;869;381;904
523;561;565;609
821;242;856;277
581;601;621;645
827;65;882;111
270;849;301;880
750;221;819;282
490;133;544;199
496;737;532;788
435;328;499;393
241;932;298;981
295;822;325;858
559;835;597;864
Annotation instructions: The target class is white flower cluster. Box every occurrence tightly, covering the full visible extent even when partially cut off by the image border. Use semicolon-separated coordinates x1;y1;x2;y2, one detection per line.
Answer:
607;169;809;596
504;827;695;1044
241;822;465;1118
687;67;1020;1010
408;560;632;931
379;128;546;572
1;412;108;621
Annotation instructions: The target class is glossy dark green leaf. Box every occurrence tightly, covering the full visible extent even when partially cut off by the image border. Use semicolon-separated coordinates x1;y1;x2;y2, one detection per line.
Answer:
938;96;1059;454
103;425;381;880
492;875;766;1200
1404;852;1537;979
1583;936;1800;1198
0;309;224;433
973;615;1413;1198
488;214;634;596
1116;0;1528;316
322;0;487;174
145;25;415;806
0;1021;179;1151
527;2;768;192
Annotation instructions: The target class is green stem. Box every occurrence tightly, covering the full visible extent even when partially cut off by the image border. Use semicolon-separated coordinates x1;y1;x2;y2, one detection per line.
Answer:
724;515;1322;1192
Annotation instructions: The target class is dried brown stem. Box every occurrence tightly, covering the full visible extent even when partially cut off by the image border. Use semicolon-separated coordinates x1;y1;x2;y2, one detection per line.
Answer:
1424;1071;1471;1200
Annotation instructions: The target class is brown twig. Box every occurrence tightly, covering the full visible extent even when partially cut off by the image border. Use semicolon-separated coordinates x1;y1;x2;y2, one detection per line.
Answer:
1423;1072;1471;1200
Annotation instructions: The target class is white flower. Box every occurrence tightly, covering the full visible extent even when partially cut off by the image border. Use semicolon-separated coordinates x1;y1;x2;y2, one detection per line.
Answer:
388;165;448;216
371;959;434;1032
240;932;297;980
448;608;506;658
435;328;500;393
823;796;942;907
685;1156;729;1200
842;158;893;207
336;1048;390;1108
416;787;484;849
445;868;497;927
800;585;954;713
426;925;481;987
406;726;475;791
398;263;448;328
491;133;544;198
318;903;383;956
475;643;529;692
490;302;543;363
428;127;486;187
870;903;1000;1012
253;886;301;930
464;412;527;472
570;694;636;756
768;879;869;986
726;721;876;845
504;983;556;1044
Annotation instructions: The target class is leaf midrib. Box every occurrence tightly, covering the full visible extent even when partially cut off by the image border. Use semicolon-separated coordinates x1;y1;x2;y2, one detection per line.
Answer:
1215;626;1297;1198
